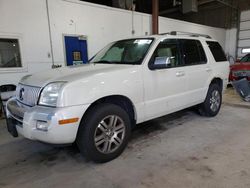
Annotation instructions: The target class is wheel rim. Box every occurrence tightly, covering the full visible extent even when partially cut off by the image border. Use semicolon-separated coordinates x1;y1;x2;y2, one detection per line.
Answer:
94;115;126;154
209;90;221;112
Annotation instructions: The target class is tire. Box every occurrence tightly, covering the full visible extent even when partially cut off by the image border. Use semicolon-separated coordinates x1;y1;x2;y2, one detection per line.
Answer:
198;83;222;117
76;103;131;163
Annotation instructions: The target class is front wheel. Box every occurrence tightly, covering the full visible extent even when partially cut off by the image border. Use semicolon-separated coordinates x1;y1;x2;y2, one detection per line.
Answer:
76;103;131;163
198;84;222;117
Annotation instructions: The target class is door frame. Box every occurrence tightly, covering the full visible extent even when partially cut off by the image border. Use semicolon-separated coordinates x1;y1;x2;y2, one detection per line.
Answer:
62;34;88;66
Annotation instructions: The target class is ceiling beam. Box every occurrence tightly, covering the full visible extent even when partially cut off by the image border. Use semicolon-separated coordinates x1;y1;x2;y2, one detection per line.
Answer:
198;0;238;9
216;0;237;9
198;0;216;5
159;7;179;15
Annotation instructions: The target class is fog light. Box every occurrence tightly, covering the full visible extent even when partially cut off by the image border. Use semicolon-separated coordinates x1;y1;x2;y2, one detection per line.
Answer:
36;120;49;131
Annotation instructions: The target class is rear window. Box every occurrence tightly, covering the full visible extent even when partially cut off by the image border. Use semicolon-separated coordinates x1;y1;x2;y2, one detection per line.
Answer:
240;54;250;62
180;39;207;65
206;41;227;62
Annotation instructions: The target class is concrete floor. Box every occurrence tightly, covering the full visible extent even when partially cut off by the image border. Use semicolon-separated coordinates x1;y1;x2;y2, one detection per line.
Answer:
0;88;250;188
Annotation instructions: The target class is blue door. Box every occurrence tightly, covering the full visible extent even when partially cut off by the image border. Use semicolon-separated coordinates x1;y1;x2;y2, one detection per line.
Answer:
64;36;88;66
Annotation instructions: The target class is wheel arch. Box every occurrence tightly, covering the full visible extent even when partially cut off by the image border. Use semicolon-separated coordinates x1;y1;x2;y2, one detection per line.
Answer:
79;95;137;129
210;77;223;91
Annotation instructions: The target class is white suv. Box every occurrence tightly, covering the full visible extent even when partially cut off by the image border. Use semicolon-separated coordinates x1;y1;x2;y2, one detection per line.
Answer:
6;32;229;162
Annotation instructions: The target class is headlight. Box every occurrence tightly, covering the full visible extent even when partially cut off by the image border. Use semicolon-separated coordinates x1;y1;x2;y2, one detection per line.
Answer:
39;82;66;107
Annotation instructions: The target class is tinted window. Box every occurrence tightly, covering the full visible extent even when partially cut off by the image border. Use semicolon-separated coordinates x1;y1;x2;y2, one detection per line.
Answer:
0;38;22;68
240;54;250;62
151;39;181;68
180;39;207;65
206;41;227;62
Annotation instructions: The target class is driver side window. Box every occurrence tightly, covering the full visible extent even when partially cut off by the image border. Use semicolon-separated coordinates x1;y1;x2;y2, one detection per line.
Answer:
151;39;181;68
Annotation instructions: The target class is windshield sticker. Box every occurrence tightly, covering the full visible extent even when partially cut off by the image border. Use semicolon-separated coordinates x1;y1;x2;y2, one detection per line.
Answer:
134;39;152;45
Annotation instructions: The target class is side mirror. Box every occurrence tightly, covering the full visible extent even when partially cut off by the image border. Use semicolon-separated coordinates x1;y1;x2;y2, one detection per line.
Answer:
149;56;171;70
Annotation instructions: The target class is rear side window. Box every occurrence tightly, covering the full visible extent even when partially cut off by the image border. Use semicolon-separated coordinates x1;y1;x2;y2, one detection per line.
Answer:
180;39;207;66
206;41;227;62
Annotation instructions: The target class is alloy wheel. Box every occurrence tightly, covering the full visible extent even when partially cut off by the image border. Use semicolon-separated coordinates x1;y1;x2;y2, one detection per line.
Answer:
94;115;126;154
209;90;221;112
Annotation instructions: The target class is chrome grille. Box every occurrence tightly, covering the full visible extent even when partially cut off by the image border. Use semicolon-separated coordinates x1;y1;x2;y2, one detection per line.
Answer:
16;84;41;106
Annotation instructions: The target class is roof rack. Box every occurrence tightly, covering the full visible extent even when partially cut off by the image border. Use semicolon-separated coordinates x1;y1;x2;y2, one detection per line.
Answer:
160;31;212;39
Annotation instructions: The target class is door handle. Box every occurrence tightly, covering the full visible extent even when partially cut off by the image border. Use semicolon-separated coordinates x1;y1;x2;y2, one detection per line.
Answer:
206;67;212;72
176;71;185;77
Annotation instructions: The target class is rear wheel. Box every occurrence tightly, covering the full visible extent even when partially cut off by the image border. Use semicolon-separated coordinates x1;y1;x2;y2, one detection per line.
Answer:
199;83;222;117
76;103;131;163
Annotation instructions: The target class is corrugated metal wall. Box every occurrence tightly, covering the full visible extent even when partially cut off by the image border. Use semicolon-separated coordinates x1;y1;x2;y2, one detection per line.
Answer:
238;10;250;58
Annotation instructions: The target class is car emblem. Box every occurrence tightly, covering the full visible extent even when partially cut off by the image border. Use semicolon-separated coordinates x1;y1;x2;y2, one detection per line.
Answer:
19;88;25;101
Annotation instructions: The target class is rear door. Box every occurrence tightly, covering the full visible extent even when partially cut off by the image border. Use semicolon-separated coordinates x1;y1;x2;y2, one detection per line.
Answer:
179;39;211;105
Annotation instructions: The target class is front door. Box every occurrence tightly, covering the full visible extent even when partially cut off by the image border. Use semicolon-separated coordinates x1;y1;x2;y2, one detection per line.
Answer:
143;39;188;121
64;35;88;66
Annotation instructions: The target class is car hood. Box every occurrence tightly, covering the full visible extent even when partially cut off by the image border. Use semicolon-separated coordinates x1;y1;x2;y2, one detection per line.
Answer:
20;63;138;87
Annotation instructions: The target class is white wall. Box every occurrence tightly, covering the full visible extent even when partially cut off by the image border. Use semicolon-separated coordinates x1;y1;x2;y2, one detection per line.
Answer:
0;0;52;85
48;0;147;65
0;0;228;86
225;28;237;60
49;0;227;65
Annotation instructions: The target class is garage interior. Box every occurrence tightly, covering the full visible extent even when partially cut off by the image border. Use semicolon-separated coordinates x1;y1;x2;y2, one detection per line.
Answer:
0;0;250;187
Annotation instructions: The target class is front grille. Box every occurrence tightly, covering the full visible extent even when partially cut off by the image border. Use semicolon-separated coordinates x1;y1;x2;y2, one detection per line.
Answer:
16;84;41;107
233;71;250;77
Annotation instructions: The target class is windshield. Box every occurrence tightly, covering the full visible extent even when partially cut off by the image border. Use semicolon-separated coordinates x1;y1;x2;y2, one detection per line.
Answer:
240;54;250;63
90;38;154;65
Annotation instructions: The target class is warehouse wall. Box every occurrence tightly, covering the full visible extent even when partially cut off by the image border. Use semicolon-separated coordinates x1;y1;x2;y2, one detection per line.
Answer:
159;17;226;48
0;0;227;86
225;28;237;60
237;10;250;58
224;10;250;61
49;0;227;66
0;0;52;85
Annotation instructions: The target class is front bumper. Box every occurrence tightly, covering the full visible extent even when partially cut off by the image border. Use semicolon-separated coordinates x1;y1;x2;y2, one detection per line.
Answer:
6;98;89;144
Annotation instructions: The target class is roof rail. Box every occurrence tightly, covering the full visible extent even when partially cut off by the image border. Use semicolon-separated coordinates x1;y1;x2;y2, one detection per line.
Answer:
160;31;212;39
